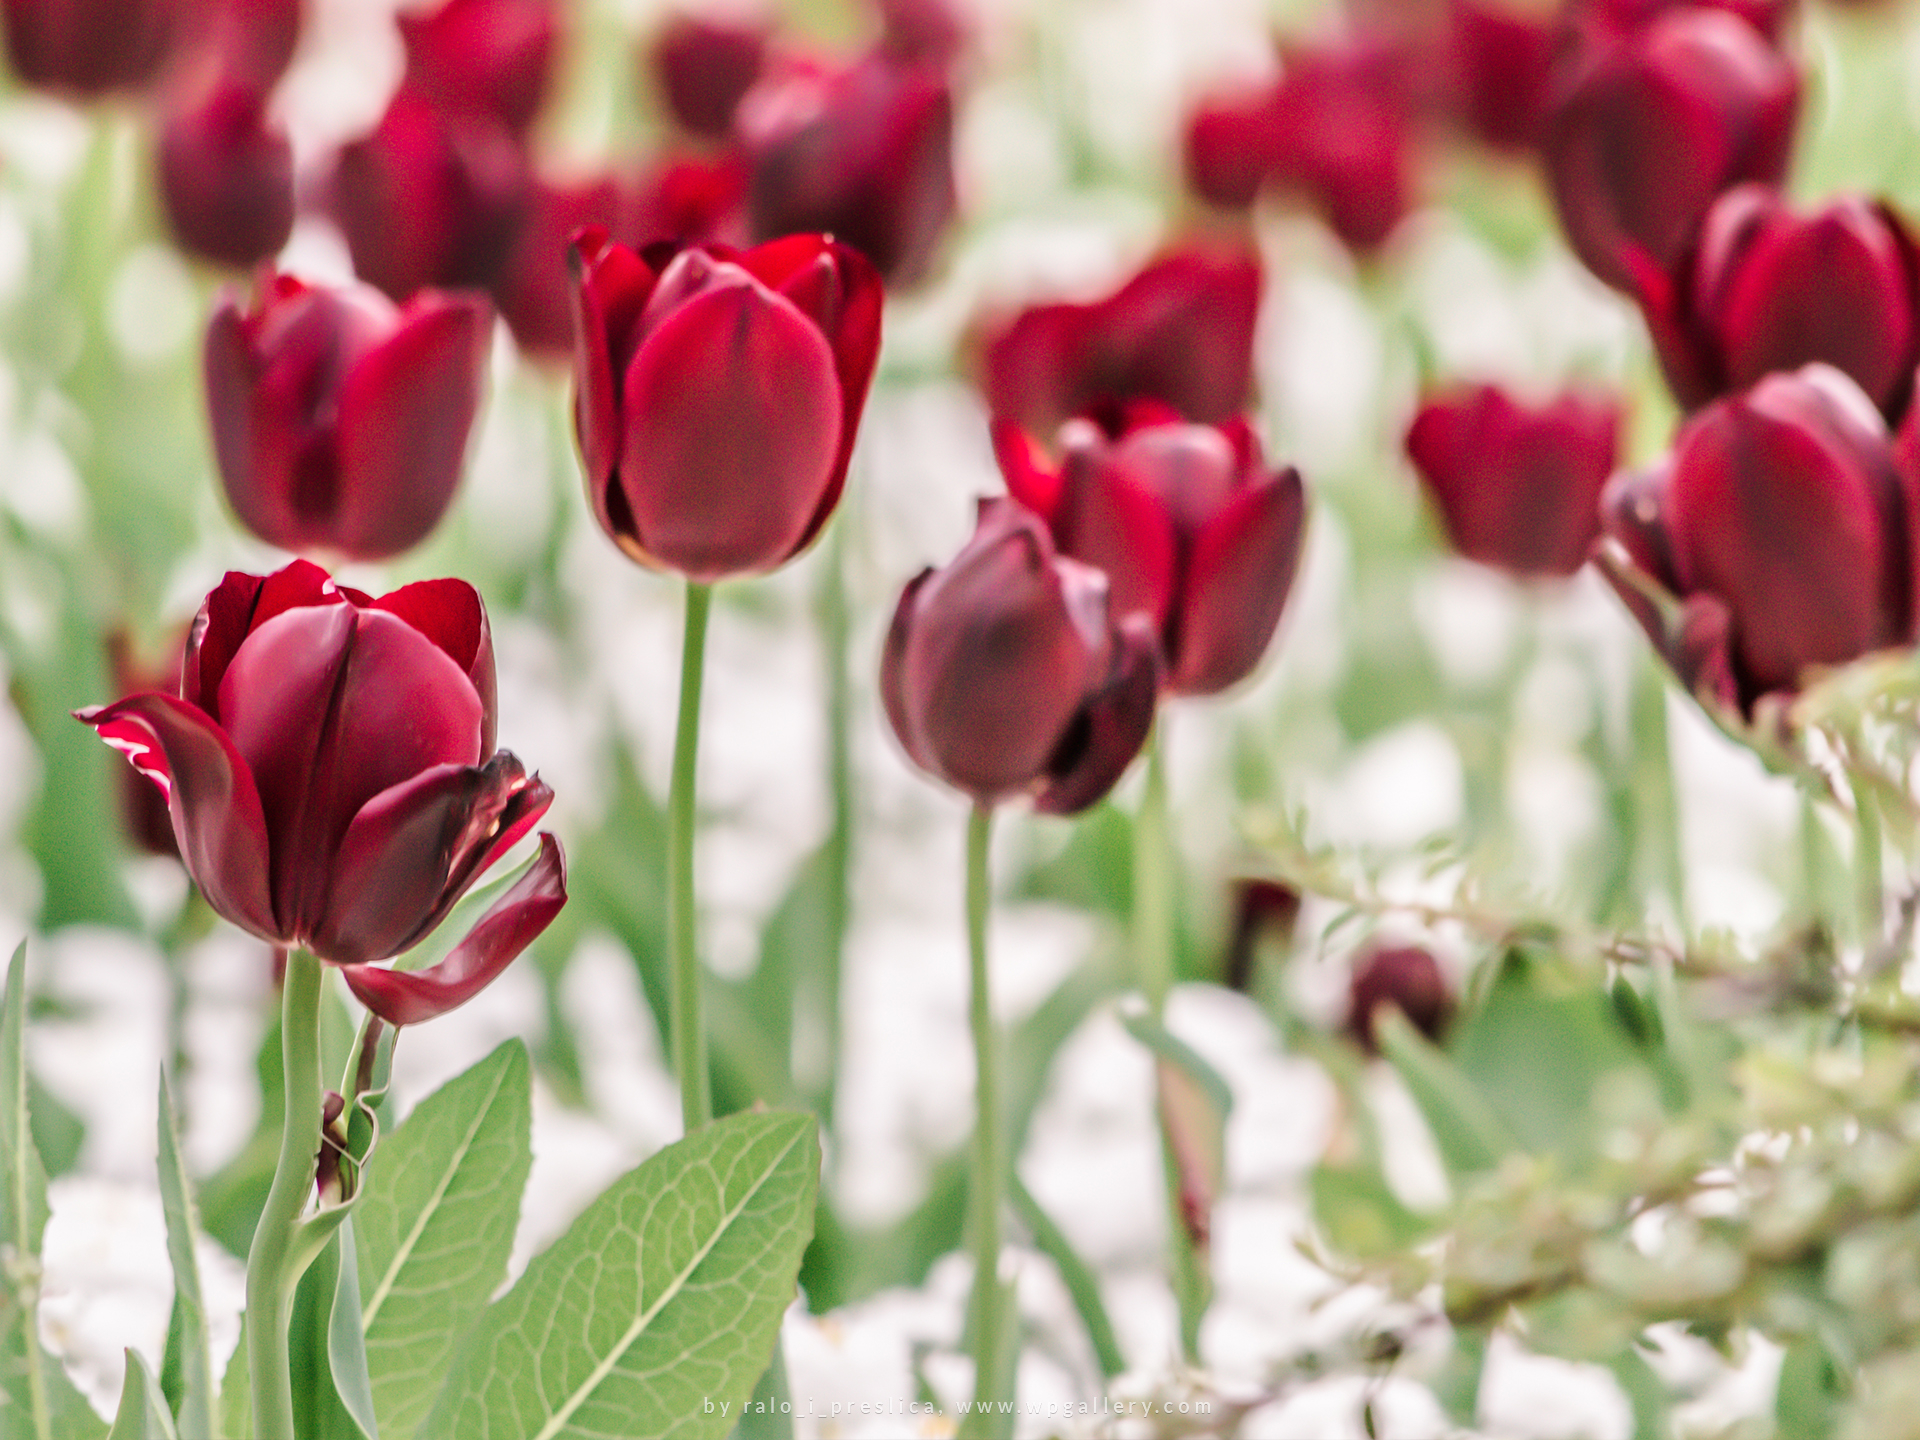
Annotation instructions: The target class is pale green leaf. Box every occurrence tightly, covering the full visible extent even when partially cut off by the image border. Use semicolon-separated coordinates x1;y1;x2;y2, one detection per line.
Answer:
156;1073;215;1440
105;1353;176;1440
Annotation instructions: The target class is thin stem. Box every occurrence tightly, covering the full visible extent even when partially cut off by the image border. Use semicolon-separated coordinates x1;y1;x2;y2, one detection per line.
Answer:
670;580;714;1133
962;803;1012;1440
245;948;325;1440
817;521;854;1119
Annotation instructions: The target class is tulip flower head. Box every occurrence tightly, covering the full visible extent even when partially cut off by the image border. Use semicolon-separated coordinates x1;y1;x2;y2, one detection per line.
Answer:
397;0;558;136
882;497;1160;815
2;0;172;96
569;227;882;581
204;272;492;561
648;10;769;140
993;408;1307;696
77;561;567;1026
158;79;294;269
1346;943;1454;1054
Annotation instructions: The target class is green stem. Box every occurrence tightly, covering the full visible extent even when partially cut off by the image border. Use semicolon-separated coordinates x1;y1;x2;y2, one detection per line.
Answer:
670;580;714;1133
817;522;854;1120
962;803;1012;1440
245;948;325;1440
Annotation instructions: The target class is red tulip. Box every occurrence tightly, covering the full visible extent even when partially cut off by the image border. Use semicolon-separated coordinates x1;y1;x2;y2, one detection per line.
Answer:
993;409;1307;696
628;150;748;248
203;272;492;560
979;247;1261;440
1346;944;1453;1053
881;497;1159;814
77;561;566;1027
1;0;172;95
874;0;966;67
179;0;303;93
569;227;882;581
1444;0;1555;152
648;10;768;140
397;0;557;136
1405;384;1621;578
157;79;293;269
493;175;631;358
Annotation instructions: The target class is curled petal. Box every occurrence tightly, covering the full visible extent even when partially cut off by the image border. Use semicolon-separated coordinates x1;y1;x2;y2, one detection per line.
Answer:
1173;466;1306;695
1034;614;1160;816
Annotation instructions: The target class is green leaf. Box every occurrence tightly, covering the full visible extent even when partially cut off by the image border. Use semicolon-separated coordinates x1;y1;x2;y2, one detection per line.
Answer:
1309;1163;1432;1259
216;1332;247;1440
420;1110;820;1440
355;1041;532;1440
155;1072;215;1440
1610;1347;1669;1440
1776;1337;1844;1440
106;1353;177;1440
1376;1009;1517;1177
1009;1176;1124;1379
288;1229;374;1440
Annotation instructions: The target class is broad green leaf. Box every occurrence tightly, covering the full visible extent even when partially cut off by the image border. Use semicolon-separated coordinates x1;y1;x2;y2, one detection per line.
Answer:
355;1041;531;1440
1610;1347;1669;1440
289;1230;374;1440
1776;1337;1844;1440
156;1073;215;1440
1430;1329;1485;1427
1309;1163;1432;1260
106;1353;177;1440
421;1110;820;1440
1376;1009;1516;1177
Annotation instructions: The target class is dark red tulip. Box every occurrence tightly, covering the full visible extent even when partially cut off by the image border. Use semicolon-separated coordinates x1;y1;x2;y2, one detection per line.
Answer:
181;0;303;92
648;10;768;140
874;0;966;67
881;497;1160;814
1445;0;1555;152
1635;185;1920;422
569;228;882;581
203;272;492;560
397;0;557;136
106;630;184;860
1566;0;1793;49
979;247;1261;440
739;51;956;287
493;175;630;358
77;561;566;1027
629;150;748;248
157;79;293;269
994;409;1307;696
1346;943;1453;1053
1597;364;1919;714
1544;7;1799;293
1405;384;1621;579
2;0;172;95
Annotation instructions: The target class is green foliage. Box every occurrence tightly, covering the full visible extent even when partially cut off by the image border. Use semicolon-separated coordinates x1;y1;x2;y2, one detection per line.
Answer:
105;1353;176;1440
155;1073;214;1440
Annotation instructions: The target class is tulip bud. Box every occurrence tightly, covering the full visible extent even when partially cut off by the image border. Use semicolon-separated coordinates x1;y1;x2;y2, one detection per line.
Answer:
1444;0;1555;152
648;10;769;140
1598;364;1919;714
1223;878;1300;992
1544;8;1799;292
1346;944;1454;1054
157;80;294;269
881;497;1160;814
1404;384;1621;579
568;228;882;581
1636;185;1920;422
1;0;172;96
994;409;1307;696
397;0;557;136
979;248;1261;440
203;272;492;560
77;560;566;1027
493;175;631;359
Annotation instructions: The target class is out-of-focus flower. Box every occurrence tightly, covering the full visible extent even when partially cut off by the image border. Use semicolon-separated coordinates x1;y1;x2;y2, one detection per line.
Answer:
569;228;882;581
1346;943;1454;1053
493;175;630;358
1;0;172;95
1223;878;1300;992
1543;7;1798;292
397;0;557;136
881;497;1160;814
874;0;966;67
1597;364;1918;715
1404;384;1621;578
1566;0;1793;48
203;272;492;559
106;630;185;860
738;51;956;287
179;0;303;92
1635;185;1920;422
157;79;293;269
994;408;1306;695
1444;0;1555;152
648;10;768;139
979;247;1261;439
628;150;748;247
77;561;566;1027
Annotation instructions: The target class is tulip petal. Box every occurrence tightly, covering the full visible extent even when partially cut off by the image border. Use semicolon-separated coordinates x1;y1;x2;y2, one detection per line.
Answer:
1172;466;1306;695
1053;440;1179;631
371;577;497;755
343;831;566;1027
184;559;340;718
1034;614;1160;816
879;568;942;777
990;418;1063;520
569;228;659;506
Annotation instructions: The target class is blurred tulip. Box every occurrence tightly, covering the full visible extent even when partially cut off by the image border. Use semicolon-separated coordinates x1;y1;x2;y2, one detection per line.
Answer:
1;0;172;95
203;273;491;559
78;561;566;1026
493;175;630;358
1223;878;1301;991
1636;185;1920;422
1597;364;1918;714
1405;384;1620;578
1544;7;1798;292
398;0;557;135
994;409;1307;695
980;248;1261;439
1445;0;1555;151
569;228;882;581
1567;0;1793;48
629;150;748;247
739;51;955;286
1346;944;1454;1053
875;0;965;66
157;79;293;269
648;10;768;139
881;497;1160;814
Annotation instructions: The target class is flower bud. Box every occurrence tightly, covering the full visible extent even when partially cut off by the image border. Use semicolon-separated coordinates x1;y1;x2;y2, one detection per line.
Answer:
203;273;492;560
397;0;557;136
2;0;172;96
1444;0;1555;152
157;79;293;269
1404;384;1621;578
648;10;769;140
1346;944;1454;1054
1223;878;1300;992
881;497;1160;814
569;229;882;581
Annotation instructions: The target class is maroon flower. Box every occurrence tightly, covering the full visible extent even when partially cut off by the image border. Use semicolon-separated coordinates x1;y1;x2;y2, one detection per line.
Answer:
1444;0;1555;152
77;561;566;1027
994;408;1307;696
1;0;172;95
569;227;882;581
1404;384;1621;579
628;150;748;248
979;247;1261;440
1346;944;1454;1053
203;272;492;560
157;79;293;269
397;0;557;136
1223;878;1300;991
882;497;1160;814
875;0;966;67
1635;185;1920;422
493;175;631;359
648;10;768;140
1597;364;1919;715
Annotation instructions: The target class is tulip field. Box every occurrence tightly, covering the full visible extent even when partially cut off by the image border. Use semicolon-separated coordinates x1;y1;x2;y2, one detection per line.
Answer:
7;0;1920;1435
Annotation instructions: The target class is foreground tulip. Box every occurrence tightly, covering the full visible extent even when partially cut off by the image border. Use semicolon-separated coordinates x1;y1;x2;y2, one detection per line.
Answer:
569;227;882;581
1598;364;1919;715
397;0;557;135
994;409;1306;695
77;560;566;1026
158;80;294;269
1635;185;1920;421
1405;384;1620;578
106;630;184;861
2;0;171;95
204;273;491;560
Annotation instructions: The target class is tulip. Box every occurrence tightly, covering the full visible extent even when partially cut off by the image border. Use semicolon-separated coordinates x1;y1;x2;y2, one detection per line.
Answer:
175;0;303;93
1223;878;1300;992
1544;7;1799;293
1635;185;1920;422
628;150;748;248
1;0;172;95
203;272;492;560
993;409;1307;696
493;175;631;358
1404;384;1621;579
1346;944;1454;1053
875;0;966;67
1597;364;1919;715
77;560;566;1027
979;248;1261;440
881;496;1160;814
1445;0;1555;152
397;0;557;136
648;10;768;140
569;227;882;581
738;51;955;287
157;79;294;269
1566;0;1792;48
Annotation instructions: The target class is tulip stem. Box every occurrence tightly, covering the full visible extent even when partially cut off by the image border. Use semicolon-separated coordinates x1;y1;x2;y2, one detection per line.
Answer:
962;802;1014;1439
246;947;326;1440
670;580;714;1133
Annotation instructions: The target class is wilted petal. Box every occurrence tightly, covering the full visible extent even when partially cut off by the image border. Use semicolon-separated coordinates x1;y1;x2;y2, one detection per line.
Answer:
1173;466;1307;695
